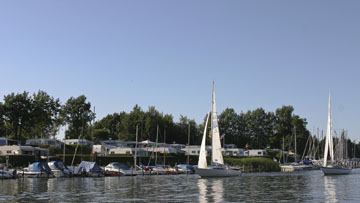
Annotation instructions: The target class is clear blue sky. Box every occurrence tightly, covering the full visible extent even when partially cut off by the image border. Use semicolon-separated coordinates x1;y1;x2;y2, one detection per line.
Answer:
1;1;359;140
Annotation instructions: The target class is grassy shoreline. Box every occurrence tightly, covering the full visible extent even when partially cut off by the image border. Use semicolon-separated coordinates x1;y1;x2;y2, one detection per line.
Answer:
225;157;280;172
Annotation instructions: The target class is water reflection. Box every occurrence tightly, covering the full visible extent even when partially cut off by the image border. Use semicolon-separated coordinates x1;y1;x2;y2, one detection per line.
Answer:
197;178;224;203
2;172;360;202
198;178;207;203
324;176;337;203
0;179;19;195
212;179;224;202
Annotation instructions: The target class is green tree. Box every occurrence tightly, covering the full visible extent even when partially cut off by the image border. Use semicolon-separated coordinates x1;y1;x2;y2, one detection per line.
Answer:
161;114;176;144
219;108;244;147
242;108;273;149
2;92;33;140
0;102;7;137
292;114;310;157
93;112;123;142
30;90;61;138
92;129;110;142
271;105;294;150
175;115;198;145
117;105;144;141
61;95;95;139
143;106;162;141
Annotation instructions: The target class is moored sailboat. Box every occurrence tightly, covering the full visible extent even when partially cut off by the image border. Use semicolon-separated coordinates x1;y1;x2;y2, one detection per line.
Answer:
195;83;242;177
280;127;304;172
321;93;351;175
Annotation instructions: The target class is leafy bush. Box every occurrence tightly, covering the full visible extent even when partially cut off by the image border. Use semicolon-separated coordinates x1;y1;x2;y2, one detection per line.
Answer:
225;157;280;172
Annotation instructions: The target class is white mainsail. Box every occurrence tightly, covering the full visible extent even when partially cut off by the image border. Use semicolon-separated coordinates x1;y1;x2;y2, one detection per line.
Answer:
211;83;224;165
198;112;210;169
323;92;334;167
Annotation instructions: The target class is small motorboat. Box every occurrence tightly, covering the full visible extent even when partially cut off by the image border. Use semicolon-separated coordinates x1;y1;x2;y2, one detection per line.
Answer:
72;161;103;177
19;162;54;178
48;161;72;177
104;162;137;176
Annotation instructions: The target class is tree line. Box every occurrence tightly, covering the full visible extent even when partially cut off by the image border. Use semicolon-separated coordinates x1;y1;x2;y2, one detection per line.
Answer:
1;90;359;158
0;91;94;141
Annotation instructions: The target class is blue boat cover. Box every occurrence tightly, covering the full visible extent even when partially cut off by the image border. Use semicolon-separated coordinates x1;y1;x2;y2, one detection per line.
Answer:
304;160;313;165
77;161;102;174
49;161;69;170
29;162;52;174
110;162;130;170
176;164;194;170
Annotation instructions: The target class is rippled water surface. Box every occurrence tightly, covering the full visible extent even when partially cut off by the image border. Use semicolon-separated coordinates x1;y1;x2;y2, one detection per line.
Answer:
1;170;360;202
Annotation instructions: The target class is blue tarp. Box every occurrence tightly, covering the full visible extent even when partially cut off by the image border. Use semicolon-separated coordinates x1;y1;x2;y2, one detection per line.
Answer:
76;161;102;174
110;162;130;170
28;162;52;174
49;161;69;170
176;164;194;170
304;160;313;165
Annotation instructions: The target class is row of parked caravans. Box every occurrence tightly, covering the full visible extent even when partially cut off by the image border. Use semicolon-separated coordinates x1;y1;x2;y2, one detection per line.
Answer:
1;161;195;179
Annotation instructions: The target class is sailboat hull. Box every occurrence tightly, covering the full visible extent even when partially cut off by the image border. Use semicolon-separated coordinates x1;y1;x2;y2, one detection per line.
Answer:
321;166;351;175
280;165;303;172
195;167;242;177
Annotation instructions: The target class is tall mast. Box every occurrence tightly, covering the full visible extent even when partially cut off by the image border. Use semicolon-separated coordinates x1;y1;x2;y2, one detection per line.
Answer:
63;124;67;163
294;126;297;162
134;124;138;169
282;136;285;163
187;123;190;165
155;125;159;166
211;82;214;164
354;140;356;158
163;128;166;166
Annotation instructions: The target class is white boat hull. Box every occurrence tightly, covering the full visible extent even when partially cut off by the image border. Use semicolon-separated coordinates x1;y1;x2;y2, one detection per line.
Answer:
280;165;296;172
321;166;351;175
0;171;14;179
52;170;72;178
121;169;137;176
195;168;242;177
280;164;319;172
350;168;360;174
19;172;54;178
105;169;137;176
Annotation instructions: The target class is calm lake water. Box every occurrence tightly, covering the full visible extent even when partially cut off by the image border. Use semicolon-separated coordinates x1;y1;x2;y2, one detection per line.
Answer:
0;170;359;202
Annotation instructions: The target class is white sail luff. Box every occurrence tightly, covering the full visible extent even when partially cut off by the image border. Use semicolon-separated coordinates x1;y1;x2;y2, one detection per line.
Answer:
198;112;210;169
323;92;332;167
211;83;224;165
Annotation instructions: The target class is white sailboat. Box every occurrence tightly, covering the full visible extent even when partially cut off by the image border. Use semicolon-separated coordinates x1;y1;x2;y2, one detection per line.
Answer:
321;92;351;175
195;83;242;177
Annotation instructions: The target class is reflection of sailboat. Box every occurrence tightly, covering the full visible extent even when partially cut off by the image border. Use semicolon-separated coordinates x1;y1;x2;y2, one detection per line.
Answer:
321;93;351;175
197;178;224;203
195;82;242;177
198;178;208;203
324;176;337;202
212;179;224;203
